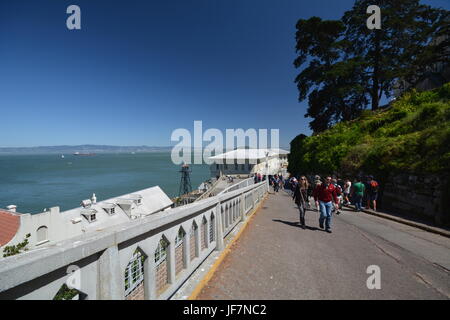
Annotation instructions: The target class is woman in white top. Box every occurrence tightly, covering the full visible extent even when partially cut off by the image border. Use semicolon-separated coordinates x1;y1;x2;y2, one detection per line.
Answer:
343;179;352;204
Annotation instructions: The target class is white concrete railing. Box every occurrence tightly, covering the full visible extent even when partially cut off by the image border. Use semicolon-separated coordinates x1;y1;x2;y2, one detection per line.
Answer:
194;178;221;202
218;177;254;195
0;181;268;300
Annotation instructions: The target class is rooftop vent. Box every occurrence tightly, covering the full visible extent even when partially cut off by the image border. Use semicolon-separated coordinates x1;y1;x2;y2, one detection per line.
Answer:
116;198;136;218
129;194;143;205
81;208;97;223
6;205;17;213
101;202;116;215
71;217;82;224
81;199;92;208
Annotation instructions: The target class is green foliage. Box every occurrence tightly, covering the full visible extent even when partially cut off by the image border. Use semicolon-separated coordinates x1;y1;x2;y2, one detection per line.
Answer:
294;0;449;132
53;284;79;300
2;233;31;258
289;83;450;177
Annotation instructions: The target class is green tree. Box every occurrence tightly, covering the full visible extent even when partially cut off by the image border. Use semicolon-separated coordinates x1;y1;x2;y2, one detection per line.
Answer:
294;17;368;132
294;0;449;132
342;0;449;110
287;134;308;176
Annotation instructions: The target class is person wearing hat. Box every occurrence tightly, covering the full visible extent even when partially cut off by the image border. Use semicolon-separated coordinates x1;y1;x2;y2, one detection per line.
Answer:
313;175;322;212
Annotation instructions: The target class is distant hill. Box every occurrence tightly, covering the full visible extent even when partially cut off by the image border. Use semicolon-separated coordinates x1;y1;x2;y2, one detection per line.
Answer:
0;145;173;155
0;145;291;155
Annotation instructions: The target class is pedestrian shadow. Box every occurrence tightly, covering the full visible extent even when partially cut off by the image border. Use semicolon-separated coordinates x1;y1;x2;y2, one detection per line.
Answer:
304;226;320;231
293;206;319;214
272;219;319;231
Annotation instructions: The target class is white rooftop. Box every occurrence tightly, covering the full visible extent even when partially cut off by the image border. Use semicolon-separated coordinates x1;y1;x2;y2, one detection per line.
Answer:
209;148;289;160
60;185;173;231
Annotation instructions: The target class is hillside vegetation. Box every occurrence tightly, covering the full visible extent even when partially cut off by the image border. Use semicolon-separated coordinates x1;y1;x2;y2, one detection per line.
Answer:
288;83;450;177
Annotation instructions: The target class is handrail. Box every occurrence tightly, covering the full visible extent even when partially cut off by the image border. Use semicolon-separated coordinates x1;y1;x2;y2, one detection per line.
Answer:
218;177;254;195
0;180;268;300
194;178;221;202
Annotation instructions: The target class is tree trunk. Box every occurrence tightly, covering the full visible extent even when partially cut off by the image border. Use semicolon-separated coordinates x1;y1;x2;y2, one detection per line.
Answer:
371;30;381;111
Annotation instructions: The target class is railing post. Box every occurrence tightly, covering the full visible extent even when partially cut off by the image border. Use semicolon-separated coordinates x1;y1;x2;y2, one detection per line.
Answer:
144;255;157;300
184;232;190;269
215;202;225;251
205;219;210;249
240;193;245;221
195;224;201;258
98;245;124;300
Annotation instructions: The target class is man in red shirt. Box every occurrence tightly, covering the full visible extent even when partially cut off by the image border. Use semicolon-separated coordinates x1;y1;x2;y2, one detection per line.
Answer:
313;176;339;233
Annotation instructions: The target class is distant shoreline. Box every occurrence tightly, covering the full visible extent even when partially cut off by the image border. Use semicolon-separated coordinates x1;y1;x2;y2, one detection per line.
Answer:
0;151;174;156
0;145;174;155
0;145;290;155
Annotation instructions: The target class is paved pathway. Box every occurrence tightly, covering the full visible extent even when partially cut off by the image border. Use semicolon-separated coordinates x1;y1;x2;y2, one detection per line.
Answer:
197;191;450;299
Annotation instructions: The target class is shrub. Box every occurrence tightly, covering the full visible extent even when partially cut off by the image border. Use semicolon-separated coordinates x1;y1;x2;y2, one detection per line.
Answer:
289;83;450;177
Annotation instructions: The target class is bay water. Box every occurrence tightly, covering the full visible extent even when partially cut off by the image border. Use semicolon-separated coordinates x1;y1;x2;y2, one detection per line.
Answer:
0;152;210;214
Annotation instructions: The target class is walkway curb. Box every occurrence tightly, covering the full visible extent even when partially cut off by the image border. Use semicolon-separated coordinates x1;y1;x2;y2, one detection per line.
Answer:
188;194;268;300
344;205;450;238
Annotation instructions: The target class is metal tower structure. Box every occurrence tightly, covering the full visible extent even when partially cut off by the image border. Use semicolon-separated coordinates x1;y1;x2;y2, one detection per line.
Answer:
179;163;192;197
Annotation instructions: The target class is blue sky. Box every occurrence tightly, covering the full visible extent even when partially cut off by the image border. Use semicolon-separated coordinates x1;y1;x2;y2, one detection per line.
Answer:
1;0;448;148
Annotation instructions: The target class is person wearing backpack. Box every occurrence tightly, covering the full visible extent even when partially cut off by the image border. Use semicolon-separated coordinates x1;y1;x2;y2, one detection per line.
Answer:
367;175;379;211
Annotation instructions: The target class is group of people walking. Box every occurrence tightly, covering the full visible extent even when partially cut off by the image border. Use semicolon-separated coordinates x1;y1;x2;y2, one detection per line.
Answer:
254;173;285;192
269;174;284;192
346;175;379;212
287;175;380;233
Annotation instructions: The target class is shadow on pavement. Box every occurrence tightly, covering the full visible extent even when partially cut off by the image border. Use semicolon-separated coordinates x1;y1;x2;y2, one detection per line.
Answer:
272;219;320;231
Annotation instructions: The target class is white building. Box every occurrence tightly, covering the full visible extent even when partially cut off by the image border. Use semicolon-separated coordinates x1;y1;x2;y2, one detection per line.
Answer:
0;186;173;257
209;148;289;178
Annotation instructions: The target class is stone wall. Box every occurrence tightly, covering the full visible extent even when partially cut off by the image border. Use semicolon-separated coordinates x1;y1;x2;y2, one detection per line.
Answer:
126;282;144;300
175;244;184;275
381;173;449;226
156;260;168;294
